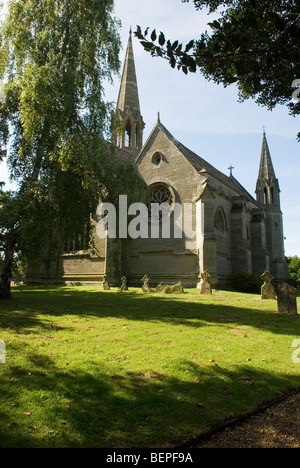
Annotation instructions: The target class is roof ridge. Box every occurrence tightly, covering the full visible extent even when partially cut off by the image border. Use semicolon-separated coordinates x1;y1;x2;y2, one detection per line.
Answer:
135;119;257;203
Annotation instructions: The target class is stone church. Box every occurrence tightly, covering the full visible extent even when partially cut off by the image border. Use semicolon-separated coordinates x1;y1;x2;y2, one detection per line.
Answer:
28;31;288;287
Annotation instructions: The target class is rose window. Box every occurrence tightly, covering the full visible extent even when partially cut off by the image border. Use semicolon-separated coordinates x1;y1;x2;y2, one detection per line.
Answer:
148;184;174;222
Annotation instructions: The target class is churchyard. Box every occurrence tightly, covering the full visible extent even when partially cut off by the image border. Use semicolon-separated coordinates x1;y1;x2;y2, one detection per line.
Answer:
0;285;299;448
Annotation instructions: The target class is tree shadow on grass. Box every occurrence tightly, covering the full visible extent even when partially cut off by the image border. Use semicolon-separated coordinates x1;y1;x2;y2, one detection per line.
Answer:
2;286;300;337
1;347;300;448
1;287;299;447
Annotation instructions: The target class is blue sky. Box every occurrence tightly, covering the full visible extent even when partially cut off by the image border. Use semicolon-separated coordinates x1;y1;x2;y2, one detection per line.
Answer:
105;0;299;257
0;0;299;256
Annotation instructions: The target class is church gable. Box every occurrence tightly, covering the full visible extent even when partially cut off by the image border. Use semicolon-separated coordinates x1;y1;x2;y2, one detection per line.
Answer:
134;120;205;203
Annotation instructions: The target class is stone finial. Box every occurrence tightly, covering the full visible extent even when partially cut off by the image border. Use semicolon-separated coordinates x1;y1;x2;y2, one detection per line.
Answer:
276;282;298;315
260;270;276;300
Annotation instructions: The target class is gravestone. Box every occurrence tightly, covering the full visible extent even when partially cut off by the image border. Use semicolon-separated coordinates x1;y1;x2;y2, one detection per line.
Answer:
260;270;276;300
155;282;165;293
141;274;150;293
119;276;128;293
171;282;184;293
276;282;298;315
199;270;212;295
155;282;183;294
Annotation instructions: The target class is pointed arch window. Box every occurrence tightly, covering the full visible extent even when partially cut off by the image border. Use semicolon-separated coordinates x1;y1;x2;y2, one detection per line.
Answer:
215;207;227;232
125;120;131;147
135;124;139;148
147;183;174;222
264;187;268;205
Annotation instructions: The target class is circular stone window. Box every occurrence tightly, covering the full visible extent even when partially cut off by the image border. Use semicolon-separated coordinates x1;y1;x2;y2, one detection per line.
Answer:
152;152;163;166
148;184;174;222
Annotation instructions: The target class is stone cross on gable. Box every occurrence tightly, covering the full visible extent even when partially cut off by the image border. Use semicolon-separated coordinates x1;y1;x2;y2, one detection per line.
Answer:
228;165;234;177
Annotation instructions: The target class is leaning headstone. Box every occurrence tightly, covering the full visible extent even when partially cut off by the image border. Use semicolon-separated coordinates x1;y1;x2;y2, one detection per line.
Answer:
171;282;184;293
155;281;183;294
156;282;166;293
199;270;212;295
276;282;298;315
260;270;276;300
119;276;128;293
141;274;150;293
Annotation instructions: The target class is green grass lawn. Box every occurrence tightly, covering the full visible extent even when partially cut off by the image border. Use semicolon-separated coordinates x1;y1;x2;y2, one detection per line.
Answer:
0;285;299;448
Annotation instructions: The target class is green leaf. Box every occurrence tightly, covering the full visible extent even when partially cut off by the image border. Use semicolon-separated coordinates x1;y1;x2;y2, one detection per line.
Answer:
170;55;176;68
135;25;142;38
140;41;154;51
226;76;238;84
158;32;165;46
182;66;188;75
208;20;221;30
185;40;194;52
151;29;157;42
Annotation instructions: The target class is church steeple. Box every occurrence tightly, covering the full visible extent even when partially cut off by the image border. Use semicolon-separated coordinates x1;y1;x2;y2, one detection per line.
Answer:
115;29;145;156
255;131;287;280
256;131;280;208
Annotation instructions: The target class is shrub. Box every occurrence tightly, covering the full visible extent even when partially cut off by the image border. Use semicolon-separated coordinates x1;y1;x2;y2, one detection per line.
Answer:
227;271;262;294
287;256;300;289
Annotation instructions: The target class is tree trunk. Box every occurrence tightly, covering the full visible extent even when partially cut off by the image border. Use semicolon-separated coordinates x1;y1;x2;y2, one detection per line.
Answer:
0;271;12;299
0;237;16;300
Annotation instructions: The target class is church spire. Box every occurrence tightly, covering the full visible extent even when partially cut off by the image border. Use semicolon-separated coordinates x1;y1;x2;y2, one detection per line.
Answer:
115;30;145;156
258;130;276;182
256;131;280;207
117;29;141;116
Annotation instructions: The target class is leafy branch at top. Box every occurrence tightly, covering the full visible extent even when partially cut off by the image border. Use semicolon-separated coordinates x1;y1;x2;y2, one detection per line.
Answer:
134;0;300;140
135;25;196;75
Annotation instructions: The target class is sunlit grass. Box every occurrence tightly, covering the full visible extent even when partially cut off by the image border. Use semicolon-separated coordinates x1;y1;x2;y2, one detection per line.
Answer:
0;286;299;447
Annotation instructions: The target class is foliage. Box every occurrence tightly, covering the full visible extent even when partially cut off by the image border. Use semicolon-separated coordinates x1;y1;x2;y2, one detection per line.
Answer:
135;0;300;140
0;0;146;298
227;271;262;294
287;256;300;289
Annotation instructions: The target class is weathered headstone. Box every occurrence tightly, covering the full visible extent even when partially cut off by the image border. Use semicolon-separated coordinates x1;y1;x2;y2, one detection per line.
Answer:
171;282;184;293
119;276;128;293
155;281;183;294
155;282;165;293
260;270;276;300
199;270;212;295
141;274;150;293
276;282;298;315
